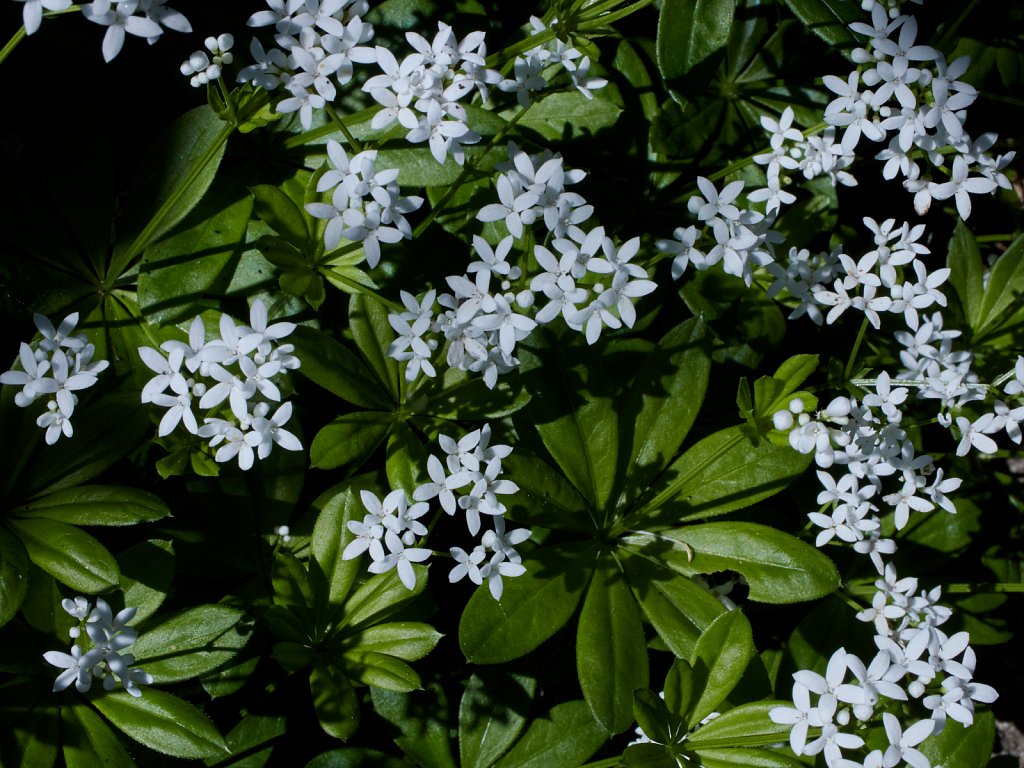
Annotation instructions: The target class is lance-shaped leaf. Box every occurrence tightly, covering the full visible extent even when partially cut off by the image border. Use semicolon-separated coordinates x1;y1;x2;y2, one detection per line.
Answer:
686;701;793;749
687;611;756;728
311;411;393;470
657;0;736;81
290;326;392;409
372;685;457;768
623;523;839;604
350;294;402;402
92;689;228;760
342;565;428;633
634;425;811;524
311;480;374;607
460;542;596;664
618;317;710;509
0;525;29;628
946;220;985;332
492;700;607;768
577;556;649;734
11;486;170;527
622;549;725;659
119;540;175;624
310;660;360;741
342;649;421;693
62;702;135;768
500;453;594;533
345;622;442;662
459;670;536;768
782;0;863;50
131;605;251;683
8;518;119;594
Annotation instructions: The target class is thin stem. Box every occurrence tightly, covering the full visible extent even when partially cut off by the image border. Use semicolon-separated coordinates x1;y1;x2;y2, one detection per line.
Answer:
850;376;991;391
324;267;404;312
844;318;869;382
577;758;623;768
933;0;983;51
579;0;657;27
325;103;365;153
847;582;1024;596
0;26;26;67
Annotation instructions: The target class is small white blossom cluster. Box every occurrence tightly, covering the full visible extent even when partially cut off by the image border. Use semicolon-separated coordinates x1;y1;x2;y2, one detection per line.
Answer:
771;575;997;768
810;217;949;331
180;33;234;88
362;21;503;166
241;0;377;129
774;377;960;572
823;0;1014;218
44;597;153;698
305;139;423;268
386;141;656;388
138;299;302;470
754;108;858;209
496;16;608;107
657;175;783;287
1;312;109;445
342;424;530;598
81;0;191;62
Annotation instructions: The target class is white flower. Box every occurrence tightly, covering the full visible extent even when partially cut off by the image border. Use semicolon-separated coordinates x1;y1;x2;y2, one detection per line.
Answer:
367;530;431;590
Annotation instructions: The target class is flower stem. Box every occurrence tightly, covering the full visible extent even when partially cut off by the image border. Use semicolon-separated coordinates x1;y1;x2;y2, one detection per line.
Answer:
847;582;1024;596
844;318;869;382
325;103;365;153
0;26;26;67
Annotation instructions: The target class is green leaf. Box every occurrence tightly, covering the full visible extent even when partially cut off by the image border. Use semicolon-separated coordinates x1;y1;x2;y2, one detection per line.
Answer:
946;220;985;331
977;232;1024;338
350;294;401;402
376;146;465;187
62;702;136;768
525;350;620;512
459;670;536;768
311;412;392;469
657;0;736;81
576;556;649;734
625;523;839;604
424;367;532;421
345;622;442;662
0;705;59;768
7;518;119;594
492;700;607;768
622;550;726;659
311;481;372;606
371;685;457;768
500;453;594;533
113;106;231;268
782;0;863;49
342;649;421;692
385;422;431;494
686;702;792;748
213;713;287;768
623;743;679;767
513;92;623;141
619;317;710;508
663;658;695;722
632;689;682;747
755;355;820;419
0;525;29;628
691;747;802;767
138;195;254;324
636;425;811;524
687;611;756;727
920;709;994;768
119;539;175;624
306;749;407;768
291;326;392;409
11;486;170;527
131;605;251;683
460;542;596;664
92;689;228;760
310;660;361;741
342;565;428;632
251;184;311;247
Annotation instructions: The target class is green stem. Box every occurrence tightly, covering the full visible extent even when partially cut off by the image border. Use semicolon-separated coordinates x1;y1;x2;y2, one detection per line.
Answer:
0;25;26;67
844;318;869;382
216;76;238;125
323;267;404;312
577;759;623;768
579;0;657;27
107;120;236;281
325;103;365;153
933;0;983;51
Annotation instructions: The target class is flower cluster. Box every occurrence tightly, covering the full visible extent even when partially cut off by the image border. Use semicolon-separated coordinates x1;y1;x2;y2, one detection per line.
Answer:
342;424;530;598
362;21;502;166
771;586;997;768
138;299;302;470
181;33;234;87
821;0;1013;217
305;139;423;268
0;312;108;445
775;376;961;572
242;0;377;129
44;596;152;697
386;140;657;388
497;16;608;107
